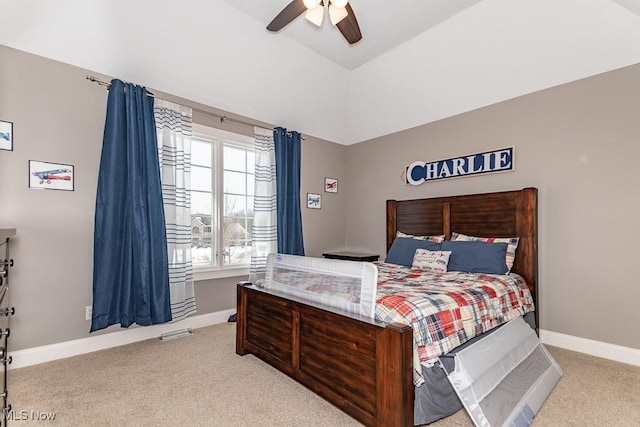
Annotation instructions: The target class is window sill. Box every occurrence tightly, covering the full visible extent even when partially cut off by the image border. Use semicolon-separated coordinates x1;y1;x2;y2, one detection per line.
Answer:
194;266;249;282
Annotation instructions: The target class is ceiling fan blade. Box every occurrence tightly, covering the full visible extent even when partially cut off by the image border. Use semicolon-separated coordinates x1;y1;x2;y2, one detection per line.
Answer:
336;3;362;44
267;0;308;32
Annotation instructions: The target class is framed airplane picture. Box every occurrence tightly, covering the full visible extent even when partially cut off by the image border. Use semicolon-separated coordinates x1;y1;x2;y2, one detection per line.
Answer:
29;160;74;191
307;193;321;209
0;120;12;151
324;177;338;193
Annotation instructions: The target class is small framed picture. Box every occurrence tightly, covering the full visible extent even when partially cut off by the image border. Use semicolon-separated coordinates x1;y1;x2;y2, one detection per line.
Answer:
324;177;338;193
29;160;74;191
0;120;13;151
307;193;321;209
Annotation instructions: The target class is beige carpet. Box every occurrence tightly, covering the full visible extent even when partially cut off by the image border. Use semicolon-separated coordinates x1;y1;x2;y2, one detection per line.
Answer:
8;323;640;426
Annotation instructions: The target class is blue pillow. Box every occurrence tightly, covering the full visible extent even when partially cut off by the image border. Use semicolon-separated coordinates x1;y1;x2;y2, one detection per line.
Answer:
385;237;441;267
441;241;509;274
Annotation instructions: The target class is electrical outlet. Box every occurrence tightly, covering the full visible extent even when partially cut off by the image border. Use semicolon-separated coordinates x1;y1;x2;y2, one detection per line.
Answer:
85;305;92;321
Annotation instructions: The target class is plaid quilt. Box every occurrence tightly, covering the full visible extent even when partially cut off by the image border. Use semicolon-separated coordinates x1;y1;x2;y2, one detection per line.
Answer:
375;262;534;385
257;261;534;386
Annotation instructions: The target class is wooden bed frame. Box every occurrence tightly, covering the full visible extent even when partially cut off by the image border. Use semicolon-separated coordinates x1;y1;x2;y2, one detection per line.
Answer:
236;188;538;427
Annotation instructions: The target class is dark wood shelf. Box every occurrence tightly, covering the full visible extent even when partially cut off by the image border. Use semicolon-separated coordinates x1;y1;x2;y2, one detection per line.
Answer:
322;251;379;262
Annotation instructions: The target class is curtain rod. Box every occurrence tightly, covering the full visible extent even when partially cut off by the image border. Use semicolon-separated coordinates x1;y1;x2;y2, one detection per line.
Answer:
86;75;304;138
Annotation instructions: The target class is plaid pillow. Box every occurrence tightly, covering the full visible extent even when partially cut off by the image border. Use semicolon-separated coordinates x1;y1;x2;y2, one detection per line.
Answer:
450;232;519;273
397;231;445;243
412;249;451;273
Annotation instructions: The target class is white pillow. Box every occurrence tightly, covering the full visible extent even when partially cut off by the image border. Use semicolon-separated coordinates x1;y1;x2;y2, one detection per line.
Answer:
412;249;452;273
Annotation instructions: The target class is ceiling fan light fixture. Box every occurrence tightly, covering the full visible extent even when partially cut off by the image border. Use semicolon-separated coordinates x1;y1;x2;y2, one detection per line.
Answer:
305;5;324;26
267;0;361;44
303;0;321;9
328;4;348;25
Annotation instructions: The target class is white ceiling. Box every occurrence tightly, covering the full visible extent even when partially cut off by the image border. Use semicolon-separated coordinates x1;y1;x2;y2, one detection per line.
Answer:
223;0;640;71
221;0;483;70
1;0;640;144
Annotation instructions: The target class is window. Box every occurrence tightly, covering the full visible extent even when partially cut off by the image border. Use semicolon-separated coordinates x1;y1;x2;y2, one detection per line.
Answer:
190;124;254;273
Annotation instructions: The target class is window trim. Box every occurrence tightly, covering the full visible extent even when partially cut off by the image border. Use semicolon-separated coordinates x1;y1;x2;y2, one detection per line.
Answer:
191;124;254;275
194;266;250;282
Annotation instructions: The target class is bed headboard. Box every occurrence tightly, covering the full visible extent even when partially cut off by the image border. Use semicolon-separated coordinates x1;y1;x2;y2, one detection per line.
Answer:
386;188;538;326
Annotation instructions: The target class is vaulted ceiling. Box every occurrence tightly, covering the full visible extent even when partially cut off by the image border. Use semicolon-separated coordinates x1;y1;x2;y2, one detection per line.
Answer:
222;0;483;70
1;0;640;144
224;0;640;70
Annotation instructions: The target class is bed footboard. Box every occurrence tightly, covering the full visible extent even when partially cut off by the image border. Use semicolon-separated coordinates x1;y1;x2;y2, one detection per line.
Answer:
236;282;414;427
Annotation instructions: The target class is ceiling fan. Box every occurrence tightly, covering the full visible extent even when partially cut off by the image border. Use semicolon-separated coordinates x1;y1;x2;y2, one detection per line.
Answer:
267;0;362;45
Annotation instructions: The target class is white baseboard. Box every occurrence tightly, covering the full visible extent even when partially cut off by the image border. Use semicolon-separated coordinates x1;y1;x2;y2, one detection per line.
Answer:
9;308;236;370
9;319;639;371
540;329;640;367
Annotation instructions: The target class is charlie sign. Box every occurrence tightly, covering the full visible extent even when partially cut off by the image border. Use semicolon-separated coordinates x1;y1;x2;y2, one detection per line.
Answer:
406;147;514;186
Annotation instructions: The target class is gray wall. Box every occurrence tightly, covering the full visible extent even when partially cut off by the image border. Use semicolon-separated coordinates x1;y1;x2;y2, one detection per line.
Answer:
344;63;640;350
300;136;346;257
0;45;347;350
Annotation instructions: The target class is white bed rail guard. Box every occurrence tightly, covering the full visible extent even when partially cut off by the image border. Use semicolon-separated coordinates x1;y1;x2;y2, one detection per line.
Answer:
256;253;378;318
442;316;563;427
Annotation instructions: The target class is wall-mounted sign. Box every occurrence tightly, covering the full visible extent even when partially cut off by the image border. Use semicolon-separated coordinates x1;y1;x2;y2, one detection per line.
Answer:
405;147;514;186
